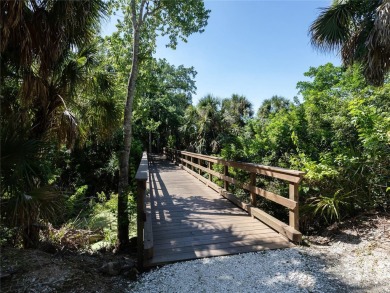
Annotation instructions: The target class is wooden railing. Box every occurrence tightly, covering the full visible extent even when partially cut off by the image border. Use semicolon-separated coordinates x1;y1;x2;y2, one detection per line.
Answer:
163;148;305;242
135;152;153;269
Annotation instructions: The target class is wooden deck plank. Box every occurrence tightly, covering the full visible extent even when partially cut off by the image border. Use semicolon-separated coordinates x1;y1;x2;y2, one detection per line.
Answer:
153;230;275;246
152;206;246;214
152;219;262;230
152;222;273;235
147;241;291;266
153;219;272;235
153;237;293;256
152;227;272;240
146;157;292;267
153;231;284;249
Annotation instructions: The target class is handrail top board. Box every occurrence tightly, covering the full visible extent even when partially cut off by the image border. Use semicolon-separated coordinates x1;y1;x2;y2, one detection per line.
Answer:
135;151;149;181
170;149;305;181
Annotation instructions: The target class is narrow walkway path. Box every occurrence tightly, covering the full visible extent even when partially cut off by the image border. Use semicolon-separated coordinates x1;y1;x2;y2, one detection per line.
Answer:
146;157;292;266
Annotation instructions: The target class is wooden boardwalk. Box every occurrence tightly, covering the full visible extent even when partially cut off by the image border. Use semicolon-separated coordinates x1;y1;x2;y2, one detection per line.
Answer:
145;157;293;266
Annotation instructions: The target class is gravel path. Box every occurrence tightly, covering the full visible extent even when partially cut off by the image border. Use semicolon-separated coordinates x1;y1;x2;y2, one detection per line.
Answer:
129;239;390;293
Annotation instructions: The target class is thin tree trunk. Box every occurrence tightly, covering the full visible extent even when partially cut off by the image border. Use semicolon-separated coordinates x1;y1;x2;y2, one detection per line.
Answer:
117;23;141;250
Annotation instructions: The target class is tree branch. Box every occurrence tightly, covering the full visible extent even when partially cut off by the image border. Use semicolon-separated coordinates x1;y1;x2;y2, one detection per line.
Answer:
138;0;147;26
142;0;162;23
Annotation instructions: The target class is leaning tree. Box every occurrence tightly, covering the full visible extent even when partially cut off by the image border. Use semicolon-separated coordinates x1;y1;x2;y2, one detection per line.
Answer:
112;0;210;250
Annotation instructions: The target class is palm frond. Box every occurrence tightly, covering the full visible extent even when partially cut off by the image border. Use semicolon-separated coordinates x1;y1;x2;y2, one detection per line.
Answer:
3;186;64;227
310;3;354;52
1;120;50;195
58;109;78;149
373;1;390;46
310;0;390;86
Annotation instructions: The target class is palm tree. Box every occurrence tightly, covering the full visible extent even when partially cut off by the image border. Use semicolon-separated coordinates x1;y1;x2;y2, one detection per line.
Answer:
221;94;253;132
180;105;200;151
309;0;390;86
257;95;290;121
1;0;107;74
0;0;110;248
1;0;109;141
196;95;222;153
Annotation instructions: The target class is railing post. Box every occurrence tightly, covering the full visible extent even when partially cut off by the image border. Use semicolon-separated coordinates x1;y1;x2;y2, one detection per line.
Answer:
209;162;213;182
250;172;256;206
223;165;229;191
289;183;299;231
198;158;201;175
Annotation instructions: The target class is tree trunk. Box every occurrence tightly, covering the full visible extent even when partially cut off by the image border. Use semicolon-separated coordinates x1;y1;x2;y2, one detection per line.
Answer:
117;23;141;251
22;225;40;249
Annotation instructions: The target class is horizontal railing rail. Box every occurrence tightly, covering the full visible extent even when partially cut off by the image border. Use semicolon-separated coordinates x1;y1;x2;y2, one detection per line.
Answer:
163;147;305;242
135;151;153;269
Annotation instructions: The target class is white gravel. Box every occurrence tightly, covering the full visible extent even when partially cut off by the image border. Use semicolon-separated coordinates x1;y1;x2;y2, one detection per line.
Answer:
128;240;390;293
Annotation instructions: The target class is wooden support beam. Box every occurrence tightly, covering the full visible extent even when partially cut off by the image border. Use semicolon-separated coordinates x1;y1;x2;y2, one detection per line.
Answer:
224;165;229;191
289;183;299;231
250;207;302;242
250;172;256;206
209;162;213;182
221;190;252;211
219;189;302;242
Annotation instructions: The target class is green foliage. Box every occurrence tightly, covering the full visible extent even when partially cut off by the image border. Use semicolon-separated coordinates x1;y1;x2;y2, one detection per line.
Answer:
0;0;122;249
167;135;176;149
308;190;354;224
2;0;387;249
180;63;389;231
1;121;64;247
66;185;89;218
49;189;137;251
131;58;197;152
0;225;18;247
180;94;253;155
88;192;119;246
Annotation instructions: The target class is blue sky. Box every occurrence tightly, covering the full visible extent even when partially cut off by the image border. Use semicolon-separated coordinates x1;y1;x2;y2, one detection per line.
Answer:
101;0;340;111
